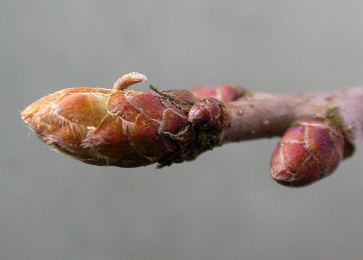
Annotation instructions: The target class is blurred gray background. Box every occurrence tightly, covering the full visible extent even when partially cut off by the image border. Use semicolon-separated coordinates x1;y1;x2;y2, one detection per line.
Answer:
1;1;363;259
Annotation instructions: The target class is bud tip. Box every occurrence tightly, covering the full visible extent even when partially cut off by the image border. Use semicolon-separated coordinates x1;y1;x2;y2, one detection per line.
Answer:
113;72;147;91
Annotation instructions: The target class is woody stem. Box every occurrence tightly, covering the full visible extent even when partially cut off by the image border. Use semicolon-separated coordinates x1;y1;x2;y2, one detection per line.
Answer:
220;87;363;155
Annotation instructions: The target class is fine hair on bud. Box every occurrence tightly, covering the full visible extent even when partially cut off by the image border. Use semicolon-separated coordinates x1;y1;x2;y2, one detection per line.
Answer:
271;117;345;187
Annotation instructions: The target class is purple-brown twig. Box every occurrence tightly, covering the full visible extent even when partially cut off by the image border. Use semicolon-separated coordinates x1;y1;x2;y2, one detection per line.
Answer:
22;72;363;187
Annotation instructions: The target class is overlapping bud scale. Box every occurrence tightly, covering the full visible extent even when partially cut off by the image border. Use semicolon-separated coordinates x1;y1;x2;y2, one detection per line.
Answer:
22;87;202;167
271;117;345;187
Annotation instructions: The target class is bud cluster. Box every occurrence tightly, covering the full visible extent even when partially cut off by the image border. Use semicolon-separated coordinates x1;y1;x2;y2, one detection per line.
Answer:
22;73;227;168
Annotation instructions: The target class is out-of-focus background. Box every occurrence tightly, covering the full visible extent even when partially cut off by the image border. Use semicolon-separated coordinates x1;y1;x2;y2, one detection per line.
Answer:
1;1;363;259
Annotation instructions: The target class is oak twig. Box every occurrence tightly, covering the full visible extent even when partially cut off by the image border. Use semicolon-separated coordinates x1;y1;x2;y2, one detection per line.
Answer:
22;72;363;187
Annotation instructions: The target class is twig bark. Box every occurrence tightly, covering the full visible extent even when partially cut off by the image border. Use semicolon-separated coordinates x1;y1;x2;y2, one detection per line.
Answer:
221;87;363;154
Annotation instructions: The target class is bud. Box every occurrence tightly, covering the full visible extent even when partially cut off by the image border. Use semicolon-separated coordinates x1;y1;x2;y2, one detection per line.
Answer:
188;98;222;131
191;84;245;102
22;73;226;168
271;117;345;187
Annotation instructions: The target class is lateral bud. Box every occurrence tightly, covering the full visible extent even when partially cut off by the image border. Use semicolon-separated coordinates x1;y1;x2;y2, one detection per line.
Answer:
188;98;222;131
271;117;345;187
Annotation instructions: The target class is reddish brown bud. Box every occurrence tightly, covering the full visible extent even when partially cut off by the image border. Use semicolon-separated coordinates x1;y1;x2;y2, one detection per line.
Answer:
188;98;222;131
22;73;225;168
271;117;345;187
191;84;245;102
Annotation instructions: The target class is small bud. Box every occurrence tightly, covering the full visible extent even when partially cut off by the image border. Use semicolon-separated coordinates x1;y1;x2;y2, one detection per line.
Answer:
271;117;345;187
191;84;245;102
188;98;222;131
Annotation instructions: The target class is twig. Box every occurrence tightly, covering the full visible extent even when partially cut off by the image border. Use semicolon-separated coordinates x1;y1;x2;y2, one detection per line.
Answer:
21;72;363;187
